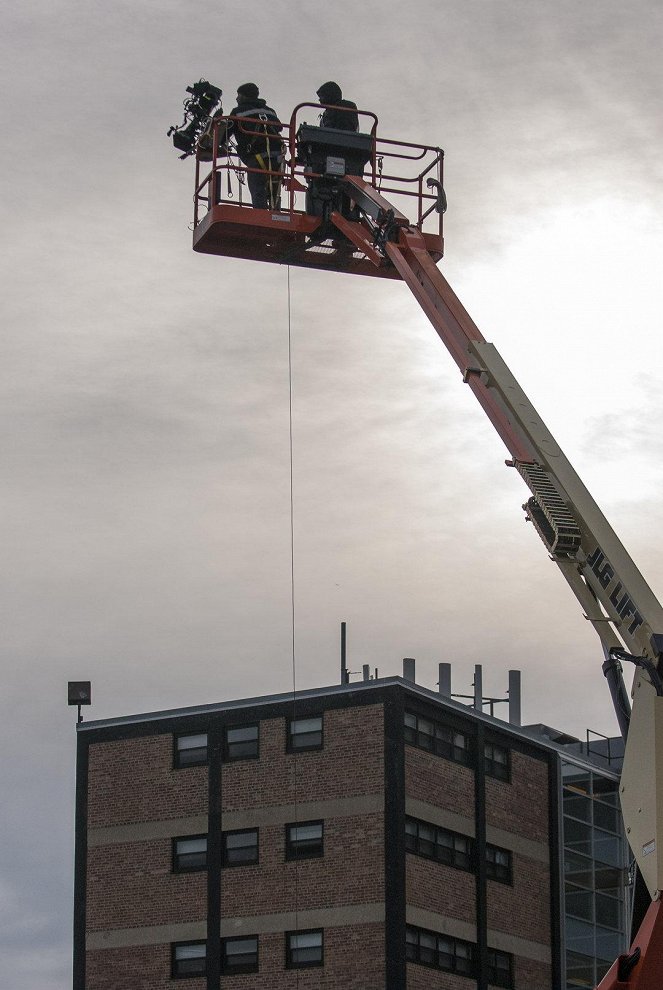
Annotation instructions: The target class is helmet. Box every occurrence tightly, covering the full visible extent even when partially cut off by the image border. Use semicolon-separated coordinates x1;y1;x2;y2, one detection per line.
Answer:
316;81;342;104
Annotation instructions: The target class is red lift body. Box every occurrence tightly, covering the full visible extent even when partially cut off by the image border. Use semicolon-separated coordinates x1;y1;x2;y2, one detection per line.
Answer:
191;107;663;990
596;900;663;989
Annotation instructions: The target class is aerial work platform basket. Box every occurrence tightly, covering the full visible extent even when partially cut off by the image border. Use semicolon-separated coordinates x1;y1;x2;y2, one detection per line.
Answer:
192;103;445;277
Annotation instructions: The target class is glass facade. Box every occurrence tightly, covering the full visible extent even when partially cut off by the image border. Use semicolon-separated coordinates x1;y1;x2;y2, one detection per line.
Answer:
562;761;630;988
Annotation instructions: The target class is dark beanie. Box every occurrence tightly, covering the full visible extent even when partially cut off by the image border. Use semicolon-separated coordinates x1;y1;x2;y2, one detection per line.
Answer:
237;82;259;99
317;81;342;103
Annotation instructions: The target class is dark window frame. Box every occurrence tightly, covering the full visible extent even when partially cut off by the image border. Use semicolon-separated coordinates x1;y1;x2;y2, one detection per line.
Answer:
172;833;208;873
221;934;259;975
406;925;475;977
222;827;259;867
173;732;208;769
405;816;474;872
287;715;324;753
487;947;514;988
171;940;207;979
285;820;324;861
223;723;259;762
484;741;511;782
486;843;513;884
404;712;473;767
285;928;324;969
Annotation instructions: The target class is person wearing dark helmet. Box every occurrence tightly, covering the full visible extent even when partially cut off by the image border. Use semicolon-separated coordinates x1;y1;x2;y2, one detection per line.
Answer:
316;81;359;132
223;82;284;209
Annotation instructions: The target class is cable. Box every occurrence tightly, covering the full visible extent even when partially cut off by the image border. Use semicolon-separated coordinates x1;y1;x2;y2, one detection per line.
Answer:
286;265;300;985
609;647;663;697
287;264;296;726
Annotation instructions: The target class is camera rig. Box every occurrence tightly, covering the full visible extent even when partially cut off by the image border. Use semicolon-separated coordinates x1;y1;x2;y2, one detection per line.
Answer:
167;80;223;159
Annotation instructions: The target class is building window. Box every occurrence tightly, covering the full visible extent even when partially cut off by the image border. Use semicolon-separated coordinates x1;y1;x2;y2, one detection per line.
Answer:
405;816;473;871
174;732;208;768
287;716;323;752
484;742;510;781
286;929;324;968
224;723;259;761
404;712;472;766
171;941;207;978
406;926;474;976
286;820;324;860
487;948;514;988
221;935;259;974
486;844;512;883
172;835;208;872
222;828;259;866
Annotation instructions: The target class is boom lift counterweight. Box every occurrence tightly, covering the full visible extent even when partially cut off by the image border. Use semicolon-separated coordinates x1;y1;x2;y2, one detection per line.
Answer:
191;107;663;989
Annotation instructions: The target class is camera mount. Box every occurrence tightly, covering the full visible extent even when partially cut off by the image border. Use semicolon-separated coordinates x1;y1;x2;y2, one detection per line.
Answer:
167;79;223;159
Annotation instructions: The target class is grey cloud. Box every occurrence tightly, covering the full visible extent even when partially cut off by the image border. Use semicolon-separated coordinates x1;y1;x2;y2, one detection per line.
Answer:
581;375;663;462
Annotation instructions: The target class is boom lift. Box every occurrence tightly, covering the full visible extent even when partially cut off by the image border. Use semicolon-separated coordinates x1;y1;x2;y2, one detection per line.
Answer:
191;102;663;988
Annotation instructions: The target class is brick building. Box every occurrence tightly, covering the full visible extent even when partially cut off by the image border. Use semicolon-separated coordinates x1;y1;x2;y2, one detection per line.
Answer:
73;675;629;989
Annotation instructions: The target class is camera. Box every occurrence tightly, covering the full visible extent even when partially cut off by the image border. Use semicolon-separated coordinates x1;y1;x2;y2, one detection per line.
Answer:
167;80;223;158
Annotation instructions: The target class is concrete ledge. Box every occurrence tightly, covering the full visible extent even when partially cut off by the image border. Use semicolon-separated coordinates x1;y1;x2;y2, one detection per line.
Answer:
220;902;385;936
406;798;476;838
485;823;549;864
406;907;551;964
86;903;385;950
87;920;206;950
88;815;208;847
88;794;384;847
224;793;383;831
406;907;476;943
486;927;551;964
406;797;549;863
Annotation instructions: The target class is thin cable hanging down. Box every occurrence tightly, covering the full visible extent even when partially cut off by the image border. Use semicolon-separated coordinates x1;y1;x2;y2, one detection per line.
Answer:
286;265;300;980
287;264;297;719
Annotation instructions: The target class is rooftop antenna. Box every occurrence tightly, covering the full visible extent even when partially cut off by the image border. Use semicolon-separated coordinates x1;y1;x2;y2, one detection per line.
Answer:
439;664;522;723
340;621;349;684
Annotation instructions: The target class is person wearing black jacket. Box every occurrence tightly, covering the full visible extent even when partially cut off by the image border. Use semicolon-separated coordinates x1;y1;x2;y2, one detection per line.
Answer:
316;81;359;132
224;83;283;209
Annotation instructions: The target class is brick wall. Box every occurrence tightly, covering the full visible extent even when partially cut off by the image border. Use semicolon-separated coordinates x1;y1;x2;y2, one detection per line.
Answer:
84;703;386;987
404;746;475;813
485;752;549;842
486;855;551;945
407;954;552;990
221;704;385;811
87;840;206;931
221;813;384;917
86;924;384;990
87;734;207;827
221;924;385;989
86;815;384;933
406;855;475;924
406;963;477;989
513;955;552;990
86;945;197;990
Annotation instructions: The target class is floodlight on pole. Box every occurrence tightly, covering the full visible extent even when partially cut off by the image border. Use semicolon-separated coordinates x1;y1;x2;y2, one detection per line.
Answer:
68;681;91;724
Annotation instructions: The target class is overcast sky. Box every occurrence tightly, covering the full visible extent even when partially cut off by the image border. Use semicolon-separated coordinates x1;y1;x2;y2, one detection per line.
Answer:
2;1;663;986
